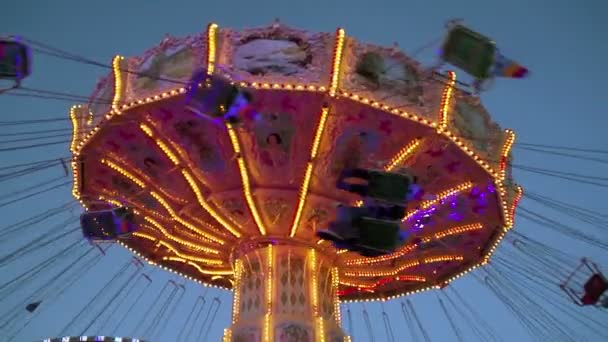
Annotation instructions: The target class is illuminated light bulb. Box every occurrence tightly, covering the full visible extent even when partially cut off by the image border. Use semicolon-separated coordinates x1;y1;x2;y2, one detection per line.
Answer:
225;123;266;235
291;106;330;237
438;71;456;130
329;28;346;97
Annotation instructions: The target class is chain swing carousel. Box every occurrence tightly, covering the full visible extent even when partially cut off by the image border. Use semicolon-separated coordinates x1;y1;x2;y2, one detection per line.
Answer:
63;21;526;341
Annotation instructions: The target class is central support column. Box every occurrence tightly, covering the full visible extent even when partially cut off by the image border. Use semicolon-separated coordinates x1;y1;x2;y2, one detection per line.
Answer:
224;243;346;342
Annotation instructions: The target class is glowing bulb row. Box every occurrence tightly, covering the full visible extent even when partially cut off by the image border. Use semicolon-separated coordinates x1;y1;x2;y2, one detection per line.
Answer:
384;139;422;172
437;70;457;130
291;106;330;238
226;124;267;236
111;55;125;113
134;231;223;266
117;241;231;290
499;129;516;180
345;223;483;266
263;245;274;342
329;28;346;97
142;218;219;253
403;182;473;221
231;259;243;324
140;122;241;238
344;254;464;277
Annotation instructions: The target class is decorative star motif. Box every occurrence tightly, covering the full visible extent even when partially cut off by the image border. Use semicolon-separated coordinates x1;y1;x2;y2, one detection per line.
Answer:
379;120;392;135
425;148;443;157
345;110;366;122
159;108;173;123
445;161;461;173
118;130;136;141
107;140;121;152
281;97;297;111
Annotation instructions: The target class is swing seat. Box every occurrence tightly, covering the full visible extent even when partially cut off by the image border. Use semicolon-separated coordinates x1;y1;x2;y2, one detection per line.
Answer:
356;216;402;253
367;171;412;204
338;168;413;204
562;258;608;306
441;24;496;80
0;38;31;82
187;75;253;124
80;207;138;241
581;274;608;305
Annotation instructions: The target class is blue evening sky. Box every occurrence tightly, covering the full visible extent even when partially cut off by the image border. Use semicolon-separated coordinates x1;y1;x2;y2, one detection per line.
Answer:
1;0;606;341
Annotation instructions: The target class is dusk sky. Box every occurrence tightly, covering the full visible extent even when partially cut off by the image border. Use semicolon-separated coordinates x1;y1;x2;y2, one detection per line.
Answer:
1;0;607;341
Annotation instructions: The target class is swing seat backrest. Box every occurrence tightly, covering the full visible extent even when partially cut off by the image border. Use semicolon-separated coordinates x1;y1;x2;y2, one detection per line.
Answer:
367;171;411;203
0;39;31;80
356;216;401;250
190;76;239;118
582;273;608;304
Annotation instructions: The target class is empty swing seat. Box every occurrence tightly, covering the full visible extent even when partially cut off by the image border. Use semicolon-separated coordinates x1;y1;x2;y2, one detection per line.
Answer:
581;273;608;306
356;216;402;253
80;207;137;241
441;25;496;80
0;38;31;82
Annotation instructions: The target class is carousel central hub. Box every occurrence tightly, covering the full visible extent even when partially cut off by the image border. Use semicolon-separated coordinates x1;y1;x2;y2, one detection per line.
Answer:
227;244;344;342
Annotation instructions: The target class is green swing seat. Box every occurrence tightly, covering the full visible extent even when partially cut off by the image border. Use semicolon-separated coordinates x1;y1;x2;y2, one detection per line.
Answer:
441;24;497;80
355;216;402;252
367;171;412;204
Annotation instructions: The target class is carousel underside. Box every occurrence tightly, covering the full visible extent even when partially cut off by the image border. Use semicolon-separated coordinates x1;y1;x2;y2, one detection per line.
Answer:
70;23;522;303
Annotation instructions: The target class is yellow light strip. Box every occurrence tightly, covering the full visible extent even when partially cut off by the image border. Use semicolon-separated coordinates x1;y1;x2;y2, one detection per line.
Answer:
157;239;223;265
309;249;322;340
111;55;125;113
345;223;483;266
133;231;157;242
206;23;218;75
332;267;342;325
437;71;456;130
181;169;242;238
69;105;81;153
225;124;267;235
143;216;220;254
71;161;81;202
263;245;274;342
223;329;232;342
329;28;346;97
98;196;123;208
508;185;524;228
119;241;231;291
101;159;146;188
499;129;516;181
429;223;483;240
384;138;422;172
140;123;241;238
317;317;326;342
496;181;511;231
339;275;427;288
344;255;464;277
107;152;188;204
291;106;330;237
231;259;243;324
149;191;225;244
162;256;232;275
403;181;473;221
